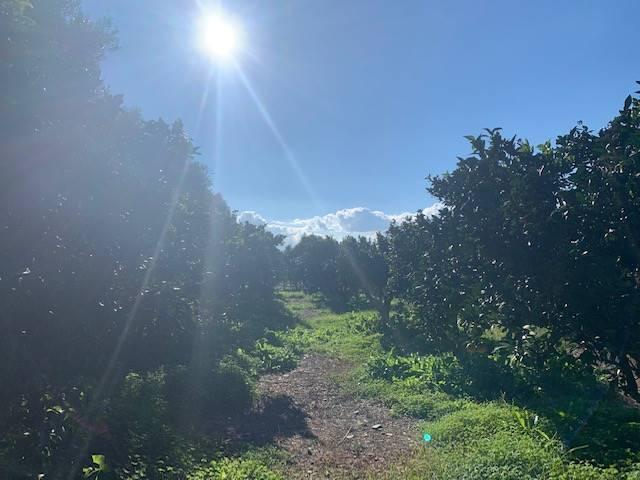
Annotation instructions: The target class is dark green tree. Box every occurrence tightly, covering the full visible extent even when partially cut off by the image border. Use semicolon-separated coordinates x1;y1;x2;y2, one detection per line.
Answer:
553;89;640;397
0;1;288;475
286;235;342;301
383;89;640;397
339;235;392;321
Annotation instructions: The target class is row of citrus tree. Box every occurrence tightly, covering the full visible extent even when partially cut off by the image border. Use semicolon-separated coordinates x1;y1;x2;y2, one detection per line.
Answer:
1;1;287;476
285;87;640;399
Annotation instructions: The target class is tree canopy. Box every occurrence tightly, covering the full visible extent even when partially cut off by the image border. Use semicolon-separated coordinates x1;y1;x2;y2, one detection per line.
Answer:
380;93;640;397
1;1;286;476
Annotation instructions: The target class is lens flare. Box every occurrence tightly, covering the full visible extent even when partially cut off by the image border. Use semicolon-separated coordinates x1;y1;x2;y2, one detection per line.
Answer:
197;12;240;61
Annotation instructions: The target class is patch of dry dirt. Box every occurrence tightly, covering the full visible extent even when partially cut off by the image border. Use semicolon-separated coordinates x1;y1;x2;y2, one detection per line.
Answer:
256;354;420;479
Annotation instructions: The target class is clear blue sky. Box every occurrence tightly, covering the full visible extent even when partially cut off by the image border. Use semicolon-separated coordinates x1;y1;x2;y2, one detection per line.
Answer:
83;0;639;222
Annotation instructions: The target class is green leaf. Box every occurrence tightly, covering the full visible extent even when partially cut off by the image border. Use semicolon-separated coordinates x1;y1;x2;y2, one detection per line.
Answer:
566;444;589;454
624;94;632;110
92;454;107;471
514;410;526;429
518;142;532;154
536;429;552;442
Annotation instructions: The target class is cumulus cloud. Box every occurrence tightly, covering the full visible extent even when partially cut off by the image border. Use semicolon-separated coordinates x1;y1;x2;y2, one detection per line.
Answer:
238;204;442;246
236;210;267;226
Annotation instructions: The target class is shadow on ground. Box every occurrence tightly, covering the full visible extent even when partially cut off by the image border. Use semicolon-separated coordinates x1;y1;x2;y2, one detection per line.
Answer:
209;394;315;447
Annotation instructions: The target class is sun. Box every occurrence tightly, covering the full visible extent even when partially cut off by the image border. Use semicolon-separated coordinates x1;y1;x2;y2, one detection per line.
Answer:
197;12;241;61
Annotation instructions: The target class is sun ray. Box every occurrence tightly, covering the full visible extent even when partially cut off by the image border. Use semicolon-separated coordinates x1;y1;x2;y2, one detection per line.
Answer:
233;62;322;211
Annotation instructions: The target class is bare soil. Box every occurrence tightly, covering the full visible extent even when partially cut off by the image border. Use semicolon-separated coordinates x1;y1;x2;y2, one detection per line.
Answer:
253;354;420;479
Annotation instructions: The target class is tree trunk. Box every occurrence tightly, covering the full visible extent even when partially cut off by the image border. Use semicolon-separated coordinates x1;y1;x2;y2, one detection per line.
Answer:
378;297;391;327
620;353;639;399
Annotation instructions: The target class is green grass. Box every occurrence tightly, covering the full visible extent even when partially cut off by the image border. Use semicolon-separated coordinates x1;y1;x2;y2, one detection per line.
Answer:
393;401;640;480
276;290;326;319
281;309;382;360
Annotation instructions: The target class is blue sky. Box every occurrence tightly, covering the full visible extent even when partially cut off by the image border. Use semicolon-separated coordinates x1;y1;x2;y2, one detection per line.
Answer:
83;0;639;239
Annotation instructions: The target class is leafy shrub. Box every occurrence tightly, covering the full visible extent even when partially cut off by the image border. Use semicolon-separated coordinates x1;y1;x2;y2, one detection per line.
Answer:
109;369;180;477
563;398;640;467
366;350;522;400
188;458;282;480
161;360;256;428
0;386;81;478
625;464;640;480
548;461;622;480
253;340;298;373
367;351;467;395
115;370;170;429
212;360;257;413
103;362;257;479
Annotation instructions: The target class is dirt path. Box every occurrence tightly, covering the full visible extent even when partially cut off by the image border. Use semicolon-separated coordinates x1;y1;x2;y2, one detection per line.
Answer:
256;354;420;479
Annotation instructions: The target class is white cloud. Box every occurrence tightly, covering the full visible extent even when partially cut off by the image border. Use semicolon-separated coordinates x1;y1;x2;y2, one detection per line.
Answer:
238;204;442;246
237;210;267;226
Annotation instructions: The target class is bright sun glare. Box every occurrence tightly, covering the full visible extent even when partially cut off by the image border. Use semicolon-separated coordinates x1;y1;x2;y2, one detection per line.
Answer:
197;12;241;61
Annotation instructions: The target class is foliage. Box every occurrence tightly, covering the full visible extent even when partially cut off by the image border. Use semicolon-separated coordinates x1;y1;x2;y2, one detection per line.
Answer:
366;351;468;396
284;234;392;317
83;455;109;480
380;86;640;399
3;0;640;475
363;335;640;469
0;0;287;476
284;235;343;301
106;447;286;480
252;337;299;373
558;398;640;467
398;403;638;480
188;457;282;480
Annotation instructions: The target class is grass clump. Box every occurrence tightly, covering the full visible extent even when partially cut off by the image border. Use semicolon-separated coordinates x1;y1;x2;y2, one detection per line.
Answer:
396;403;632;480
281;310;382;361
350;375;469;419
277;290;325;319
